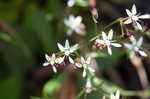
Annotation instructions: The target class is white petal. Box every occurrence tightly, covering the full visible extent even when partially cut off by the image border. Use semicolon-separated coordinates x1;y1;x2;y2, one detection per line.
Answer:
130;35;136;45
136;21;142;30
110;93;115;99
52;66;57;73
108;29;113;40
139;50;147;57
96;39;104;45
86;77;92;88
116;90;120;99
57;43;65;52
83;68;86;77
52;53;56;59
65;39;70;48
68;56;74;64
138;14;150;19
71;44;78;51
107;46;112;55
126;9;132;17
111;43;122;47
67;29;73;36
45;54;50;61
74;16;82;26
124;19;132;24
67;0;75;7
56;56;64;64
75;63;82;68
132;4;137;15
43;62;50;66
137;37;143;47
81;56;85;64
86;56;91;64
102;31;107;40
88;67;95;73
124;43;132;50
130;51;135;59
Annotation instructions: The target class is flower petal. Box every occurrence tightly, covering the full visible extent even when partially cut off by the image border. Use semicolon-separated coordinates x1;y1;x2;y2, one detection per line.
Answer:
75;63;82;68
88;67;95;73
71;44;79;51
139;50;147;57
56;56;64;64
52;53;56;59
45;54;50;61
136;21;142;30
69;56;74;64
65;39;70;48
137;37;143;47
116;90;120;99
138;14;150;19
124;43;132;50
86;56;91;64
130;51;135;59
52;66;57;73
111;43;122;47
102;31;107;40
107;46;112;55
43;62;50;66
130;35;136;45
83;68;87;77
67;29;73;36
108;29;113;40
81;56;85;64
74;16;82;26
57;43;65;52
96;39;104;45
126;9;132;17
132;4;137;15
67;0;75;7
86;77;92;88
124;18;132;24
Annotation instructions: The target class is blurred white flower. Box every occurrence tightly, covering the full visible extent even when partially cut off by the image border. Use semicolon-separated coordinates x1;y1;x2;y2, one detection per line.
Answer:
75;56;95;77
124;4;150;30
57;39;78;64
96;29;122;55
124;36;147;59
85;77;92;93
67;0;86;7
110;90;120;99
43;53;64;73
64;15;86;36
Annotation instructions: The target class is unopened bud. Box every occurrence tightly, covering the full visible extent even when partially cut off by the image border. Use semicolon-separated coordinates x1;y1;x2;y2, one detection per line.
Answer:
91;8;98;23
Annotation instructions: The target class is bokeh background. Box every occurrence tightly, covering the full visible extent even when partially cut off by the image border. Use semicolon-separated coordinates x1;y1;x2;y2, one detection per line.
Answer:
0;0;150;99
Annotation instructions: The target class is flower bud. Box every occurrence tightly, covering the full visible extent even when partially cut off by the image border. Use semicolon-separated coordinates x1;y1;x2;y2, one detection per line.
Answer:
91;8;98;23
92;77;103;87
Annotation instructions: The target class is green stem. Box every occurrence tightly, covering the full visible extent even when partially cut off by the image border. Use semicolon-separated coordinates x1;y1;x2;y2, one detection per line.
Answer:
75;88;85;99
89;17;128;42
120;20;124;37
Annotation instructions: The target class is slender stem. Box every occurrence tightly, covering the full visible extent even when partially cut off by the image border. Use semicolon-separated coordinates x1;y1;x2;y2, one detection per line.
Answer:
120;20;124;37
94;22;97;34
75;88;85;99
89;17;128;42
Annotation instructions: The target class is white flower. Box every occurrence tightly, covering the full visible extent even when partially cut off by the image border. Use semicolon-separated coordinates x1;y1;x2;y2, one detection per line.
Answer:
67;0;85;7
96;29;122;55
57;39;78;64
110;90;120;99
43;53;64;73
124;4;150;30
85;77;92;93
124;36;147;59
64;15;85;36
75;56;95;77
